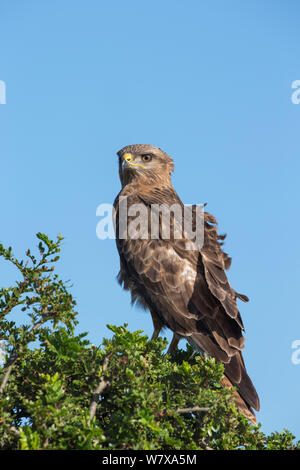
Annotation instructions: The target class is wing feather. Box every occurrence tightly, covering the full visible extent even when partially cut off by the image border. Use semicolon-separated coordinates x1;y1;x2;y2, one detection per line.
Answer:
114;187;260;418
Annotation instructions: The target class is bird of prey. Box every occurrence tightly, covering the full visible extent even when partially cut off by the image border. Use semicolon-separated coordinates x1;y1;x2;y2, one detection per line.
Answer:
113;144;260;423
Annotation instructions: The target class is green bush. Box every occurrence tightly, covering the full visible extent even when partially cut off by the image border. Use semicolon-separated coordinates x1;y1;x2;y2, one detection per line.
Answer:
0;234;298;450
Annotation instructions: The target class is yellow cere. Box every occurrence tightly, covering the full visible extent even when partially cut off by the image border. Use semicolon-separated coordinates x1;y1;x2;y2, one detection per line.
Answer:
123;153;133;162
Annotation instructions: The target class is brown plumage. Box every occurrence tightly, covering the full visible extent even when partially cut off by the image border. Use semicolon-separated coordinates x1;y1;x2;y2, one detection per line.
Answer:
113;144;260;423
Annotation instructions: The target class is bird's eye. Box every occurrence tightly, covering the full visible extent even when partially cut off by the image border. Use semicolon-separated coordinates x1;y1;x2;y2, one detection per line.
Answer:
141;154;152;163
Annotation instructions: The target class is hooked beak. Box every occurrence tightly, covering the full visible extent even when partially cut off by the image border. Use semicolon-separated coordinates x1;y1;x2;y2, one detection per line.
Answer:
122;153;133;170
121;153;146;170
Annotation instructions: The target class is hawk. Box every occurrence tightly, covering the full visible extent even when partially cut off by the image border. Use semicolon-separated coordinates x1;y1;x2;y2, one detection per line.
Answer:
113;144;260;423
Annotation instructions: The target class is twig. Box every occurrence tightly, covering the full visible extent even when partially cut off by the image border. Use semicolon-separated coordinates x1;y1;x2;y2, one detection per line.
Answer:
89;353;112;421
0;354;18;394
0;319;44;395
9;426;21;437
173;406;213;449
175;406;210;414
200;441;213;451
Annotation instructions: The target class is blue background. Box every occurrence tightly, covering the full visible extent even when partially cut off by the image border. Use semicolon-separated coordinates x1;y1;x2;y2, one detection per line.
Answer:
0;0;299;439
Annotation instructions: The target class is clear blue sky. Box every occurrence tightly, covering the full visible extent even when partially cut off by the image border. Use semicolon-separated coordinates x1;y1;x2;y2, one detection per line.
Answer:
1;0;300;440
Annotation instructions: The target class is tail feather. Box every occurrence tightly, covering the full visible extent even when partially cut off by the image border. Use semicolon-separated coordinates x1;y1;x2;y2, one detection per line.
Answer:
188;335;260;423
221;375;257;424
224;352;260;412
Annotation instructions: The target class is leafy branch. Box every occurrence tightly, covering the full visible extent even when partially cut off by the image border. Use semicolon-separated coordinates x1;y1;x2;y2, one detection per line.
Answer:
0;234;299;450
0;233;77;396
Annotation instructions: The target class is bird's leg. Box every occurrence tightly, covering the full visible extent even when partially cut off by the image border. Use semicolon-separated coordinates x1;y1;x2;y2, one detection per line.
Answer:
150;310;163;341
166;333;180;354
151;328;161;341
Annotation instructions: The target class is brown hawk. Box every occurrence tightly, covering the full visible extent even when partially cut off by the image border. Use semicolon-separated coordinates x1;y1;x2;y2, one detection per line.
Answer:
113;144;260;423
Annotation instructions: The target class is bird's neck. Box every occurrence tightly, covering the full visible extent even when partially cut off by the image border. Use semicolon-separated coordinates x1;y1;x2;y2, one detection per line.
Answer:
121;170;172;189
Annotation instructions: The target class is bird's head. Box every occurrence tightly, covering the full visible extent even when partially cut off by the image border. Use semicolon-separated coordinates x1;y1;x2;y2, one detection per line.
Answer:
117;144;174;187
